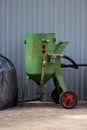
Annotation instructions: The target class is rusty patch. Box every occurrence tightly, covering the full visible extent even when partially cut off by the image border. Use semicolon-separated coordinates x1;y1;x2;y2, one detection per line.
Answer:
32;41;40;60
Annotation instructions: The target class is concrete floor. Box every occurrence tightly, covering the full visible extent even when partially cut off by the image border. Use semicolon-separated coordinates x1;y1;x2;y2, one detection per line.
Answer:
0;101;87;130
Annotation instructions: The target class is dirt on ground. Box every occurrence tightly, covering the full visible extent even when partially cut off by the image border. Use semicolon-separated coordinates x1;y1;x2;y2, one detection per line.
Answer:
0;101;87;130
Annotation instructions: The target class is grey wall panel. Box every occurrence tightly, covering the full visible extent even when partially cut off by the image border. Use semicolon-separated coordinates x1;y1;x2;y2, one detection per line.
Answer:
0;0;87;101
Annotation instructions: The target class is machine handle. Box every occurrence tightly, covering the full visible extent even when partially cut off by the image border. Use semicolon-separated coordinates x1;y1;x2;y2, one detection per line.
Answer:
62;55;78;69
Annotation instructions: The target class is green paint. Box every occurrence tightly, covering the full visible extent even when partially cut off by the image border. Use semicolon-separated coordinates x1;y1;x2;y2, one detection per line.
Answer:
22;33;68;103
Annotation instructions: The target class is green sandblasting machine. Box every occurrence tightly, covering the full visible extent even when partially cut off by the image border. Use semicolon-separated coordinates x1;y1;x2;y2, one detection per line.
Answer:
22;33;78;109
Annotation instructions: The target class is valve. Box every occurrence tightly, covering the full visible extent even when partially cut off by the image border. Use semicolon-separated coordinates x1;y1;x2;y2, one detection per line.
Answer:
42;39;50;43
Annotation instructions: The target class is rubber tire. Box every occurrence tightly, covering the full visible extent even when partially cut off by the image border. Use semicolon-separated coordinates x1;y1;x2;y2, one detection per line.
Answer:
51;89;60;104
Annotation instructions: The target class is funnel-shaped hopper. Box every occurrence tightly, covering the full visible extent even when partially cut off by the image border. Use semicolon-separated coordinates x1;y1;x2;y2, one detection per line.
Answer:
30;74;54;85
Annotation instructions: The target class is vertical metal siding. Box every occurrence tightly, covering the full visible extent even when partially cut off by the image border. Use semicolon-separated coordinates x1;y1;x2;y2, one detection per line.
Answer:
0;0;87;101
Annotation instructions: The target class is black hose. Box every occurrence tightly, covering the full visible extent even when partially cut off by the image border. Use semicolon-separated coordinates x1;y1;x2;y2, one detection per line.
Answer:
77;64;87;67
61;64;75;68
62;55;78;69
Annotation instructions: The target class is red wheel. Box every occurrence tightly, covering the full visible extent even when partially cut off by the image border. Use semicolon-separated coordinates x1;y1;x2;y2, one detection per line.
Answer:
61;91;77;109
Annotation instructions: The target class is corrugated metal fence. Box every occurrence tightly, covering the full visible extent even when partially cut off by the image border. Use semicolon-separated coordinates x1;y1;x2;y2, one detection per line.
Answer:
0;0;87;101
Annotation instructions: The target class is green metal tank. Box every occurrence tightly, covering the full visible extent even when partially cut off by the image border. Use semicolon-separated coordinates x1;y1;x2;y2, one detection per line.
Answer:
25;33;55;84
22;33;78;109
